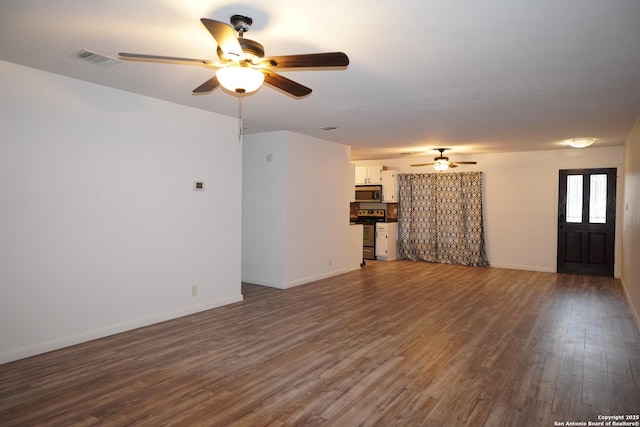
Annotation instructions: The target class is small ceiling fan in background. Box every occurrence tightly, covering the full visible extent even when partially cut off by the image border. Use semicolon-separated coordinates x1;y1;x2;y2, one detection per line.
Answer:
119;15;349;98
411;148;478;171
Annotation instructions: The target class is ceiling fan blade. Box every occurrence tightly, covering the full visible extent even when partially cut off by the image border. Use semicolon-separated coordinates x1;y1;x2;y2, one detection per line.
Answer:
192;76;220;94
449;164;459;168
200;18;243;59
119;52;213;66
263;72;312;97
261;52;349;69
410;163;435;167
452;161;478;165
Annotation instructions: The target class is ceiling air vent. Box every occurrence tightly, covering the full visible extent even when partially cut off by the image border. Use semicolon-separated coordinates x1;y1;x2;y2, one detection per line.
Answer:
71;49;121;67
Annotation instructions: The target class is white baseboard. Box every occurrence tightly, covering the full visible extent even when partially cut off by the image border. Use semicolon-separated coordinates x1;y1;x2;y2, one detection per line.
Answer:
282;267;352;289
241;276;285;289
0;293;243;365
620;277;640;333
243;267;355;290
489;263;556;273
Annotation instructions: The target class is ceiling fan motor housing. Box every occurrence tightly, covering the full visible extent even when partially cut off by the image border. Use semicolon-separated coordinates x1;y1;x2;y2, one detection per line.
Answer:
217;38;265;62
230;15;252;33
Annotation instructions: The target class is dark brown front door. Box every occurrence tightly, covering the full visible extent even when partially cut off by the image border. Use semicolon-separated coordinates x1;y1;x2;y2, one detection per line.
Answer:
557;168;616;277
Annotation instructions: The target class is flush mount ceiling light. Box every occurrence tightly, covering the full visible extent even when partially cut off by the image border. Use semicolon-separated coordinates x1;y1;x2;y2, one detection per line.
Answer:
569;138;596;148
216;65;265;94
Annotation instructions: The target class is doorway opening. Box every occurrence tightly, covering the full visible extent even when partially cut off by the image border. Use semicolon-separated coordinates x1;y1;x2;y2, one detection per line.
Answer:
557;168;616;277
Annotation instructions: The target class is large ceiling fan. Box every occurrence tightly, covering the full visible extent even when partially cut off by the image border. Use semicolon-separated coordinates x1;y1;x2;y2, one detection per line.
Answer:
119;15;349;98
411;148;478;171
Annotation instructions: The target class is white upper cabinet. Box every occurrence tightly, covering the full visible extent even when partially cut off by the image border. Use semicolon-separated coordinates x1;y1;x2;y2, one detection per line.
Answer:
355;166;383;185
381;170;398;202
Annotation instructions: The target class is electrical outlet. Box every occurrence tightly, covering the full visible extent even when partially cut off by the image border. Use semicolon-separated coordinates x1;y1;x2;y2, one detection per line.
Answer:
192;285;198;297
329;259;332;266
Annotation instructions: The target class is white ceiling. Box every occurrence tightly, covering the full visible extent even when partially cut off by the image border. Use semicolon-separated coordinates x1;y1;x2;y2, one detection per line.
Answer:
1;0;639;160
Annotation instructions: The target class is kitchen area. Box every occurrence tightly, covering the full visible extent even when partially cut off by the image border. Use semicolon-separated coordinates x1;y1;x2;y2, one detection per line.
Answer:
350;166;398;264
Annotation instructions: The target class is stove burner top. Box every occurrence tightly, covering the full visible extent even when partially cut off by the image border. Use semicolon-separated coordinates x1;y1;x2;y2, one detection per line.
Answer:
356;209;386;223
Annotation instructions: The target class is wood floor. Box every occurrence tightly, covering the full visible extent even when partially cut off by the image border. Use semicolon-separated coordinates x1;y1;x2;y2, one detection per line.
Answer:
1;261;639;426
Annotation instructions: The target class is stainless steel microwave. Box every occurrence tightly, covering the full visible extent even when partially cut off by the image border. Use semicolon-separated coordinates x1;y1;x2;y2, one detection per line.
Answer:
355;185;382;202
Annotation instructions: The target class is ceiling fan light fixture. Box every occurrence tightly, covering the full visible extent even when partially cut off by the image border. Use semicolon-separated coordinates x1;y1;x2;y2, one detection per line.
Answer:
216;65;264;94
434;159;449;171
569;138;595;148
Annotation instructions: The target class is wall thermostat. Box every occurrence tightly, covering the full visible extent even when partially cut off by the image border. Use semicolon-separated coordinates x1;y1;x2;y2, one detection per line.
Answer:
193;181;205;191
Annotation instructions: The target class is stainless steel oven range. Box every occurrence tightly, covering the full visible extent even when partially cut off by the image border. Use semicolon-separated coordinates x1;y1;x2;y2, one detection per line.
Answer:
355;209;386;260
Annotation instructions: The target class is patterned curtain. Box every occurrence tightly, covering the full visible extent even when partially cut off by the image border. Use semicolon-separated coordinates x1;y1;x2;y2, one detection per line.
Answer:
397;172;489;267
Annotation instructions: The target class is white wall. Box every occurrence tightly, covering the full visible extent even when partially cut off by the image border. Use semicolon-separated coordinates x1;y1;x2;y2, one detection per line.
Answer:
622;117;640;325
354;146;624;275
241;132;287;286
242;131;357;289
0;61;243;363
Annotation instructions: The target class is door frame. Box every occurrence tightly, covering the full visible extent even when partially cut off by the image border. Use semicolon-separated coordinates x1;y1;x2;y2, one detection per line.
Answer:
557;168;617;277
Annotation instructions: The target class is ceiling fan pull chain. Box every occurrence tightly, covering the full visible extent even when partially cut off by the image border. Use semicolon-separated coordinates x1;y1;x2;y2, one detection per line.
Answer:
238;97;243;144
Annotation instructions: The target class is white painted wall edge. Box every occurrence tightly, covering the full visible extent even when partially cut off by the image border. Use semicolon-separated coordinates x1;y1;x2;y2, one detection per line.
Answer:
0;294;243;365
